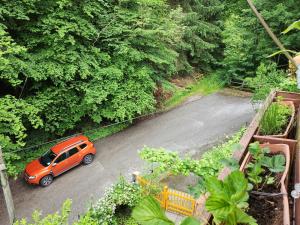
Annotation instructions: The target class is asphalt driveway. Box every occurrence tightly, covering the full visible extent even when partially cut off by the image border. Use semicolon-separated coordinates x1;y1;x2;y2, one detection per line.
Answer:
0;92;255;224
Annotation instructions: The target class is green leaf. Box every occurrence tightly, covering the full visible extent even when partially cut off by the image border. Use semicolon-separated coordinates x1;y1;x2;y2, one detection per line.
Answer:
282;20;300;34
263;154;286;173
235;208;258;225
132;196;174;225
180;217;201;225
205;171;254;225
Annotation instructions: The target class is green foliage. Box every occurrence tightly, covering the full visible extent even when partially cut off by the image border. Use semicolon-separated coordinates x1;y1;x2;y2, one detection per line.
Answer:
83;123;129;142
74;211;98;225
245;62;298;101
164;74;223;109
220;0;300;83
132;196;201;225
262;154;285;173
0;95;43;177
0;24;26;86
14;178;142;225
259;102;292;135
246;142;286;189
132;196;174;225
0;0;183;158
90;177;143;225
116;214;139;225
283;20;300;33
140;128;245;196
205;171;257;225
14;199;71;225
246;142;269;187
170;0;224;73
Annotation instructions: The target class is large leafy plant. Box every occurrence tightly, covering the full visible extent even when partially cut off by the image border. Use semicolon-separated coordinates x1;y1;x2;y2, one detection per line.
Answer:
205;170;257;225
132;196;201;225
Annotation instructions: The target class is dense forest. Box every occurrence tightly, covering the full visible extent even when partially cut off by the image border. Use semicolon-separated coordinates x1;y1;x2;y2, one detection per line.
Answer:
0;0;300;175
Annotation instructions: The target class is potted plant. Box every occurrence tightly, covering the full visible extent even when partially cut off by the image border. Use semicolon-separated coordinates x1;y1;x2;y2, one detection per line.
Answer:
256;100;295;138
240;142;290;225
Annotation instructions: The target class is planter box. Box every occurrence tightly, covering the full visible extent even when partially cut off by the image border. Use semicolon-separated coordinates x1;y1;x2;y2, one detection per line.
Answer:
240;144;291;225
256;101;295;139
276;91;300;109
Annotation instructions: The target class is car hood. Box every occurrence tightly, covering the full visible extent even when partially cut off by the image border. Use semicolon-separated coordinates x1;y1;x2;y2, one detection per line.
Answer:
25;159;47;176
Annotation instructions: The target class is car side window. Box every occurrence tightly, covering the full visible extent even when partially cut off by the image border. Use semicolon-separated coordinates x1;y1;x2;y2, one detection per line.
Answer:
68;147;79;157
54;152;67;164
79;143;87;149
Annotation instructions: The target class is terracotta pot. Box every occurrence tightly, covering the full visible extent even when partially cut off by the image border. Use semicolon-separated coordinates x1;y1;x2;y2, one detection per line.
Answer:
256;101;295;138
294;145;300;225
240;144;291;225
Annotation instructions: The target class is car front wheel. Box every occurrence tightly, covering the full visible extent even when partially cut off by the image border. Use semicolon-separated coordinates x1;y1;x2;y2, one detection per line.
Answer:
82;154;94;165
40;175;53;187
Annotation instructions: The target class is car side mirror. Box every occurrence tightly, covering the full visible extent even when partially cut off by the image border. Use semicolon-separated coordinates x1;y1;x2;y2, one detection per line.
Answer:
52;163;57;167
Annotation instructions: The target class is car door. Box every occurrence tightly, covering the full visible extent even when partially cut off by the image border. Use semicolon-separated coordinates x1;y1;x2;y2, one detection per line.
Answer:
51;152;68;176
67;147;81;168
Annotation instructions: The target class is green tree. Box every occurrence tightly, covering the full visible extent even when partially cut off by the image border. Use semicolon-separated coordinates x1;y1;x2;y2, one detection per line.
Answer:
170;0;224;73
0;0;183;156
220;0;300;83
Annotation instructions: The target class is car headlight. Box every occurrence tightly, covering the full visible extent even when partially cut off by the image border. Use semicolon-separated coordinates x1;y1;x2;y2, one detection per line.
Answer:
28;176;36;179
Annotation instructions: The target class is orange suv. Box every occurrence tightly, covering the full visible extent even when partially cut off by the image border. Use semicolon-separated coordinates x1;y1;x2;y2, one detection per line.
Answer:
24;135;96;187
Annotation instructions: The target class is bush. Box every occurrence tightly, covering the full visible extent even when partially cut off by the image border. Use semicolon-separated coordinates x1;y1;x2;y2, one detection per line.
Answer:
245;62;298;101
89;177;143;225
14;178;142;225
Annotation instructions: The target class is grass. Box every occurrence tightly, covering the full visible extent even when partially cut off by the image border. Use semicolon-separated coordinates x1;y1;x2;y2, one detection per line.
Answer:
163;74;223;109
259;102;292;135
83;123;130;141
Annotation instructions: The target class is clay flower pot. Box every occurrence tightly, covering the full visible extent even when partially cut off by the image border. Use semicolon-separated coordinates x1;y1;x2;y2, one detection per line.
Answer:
256;101;295;138
240;144;291;225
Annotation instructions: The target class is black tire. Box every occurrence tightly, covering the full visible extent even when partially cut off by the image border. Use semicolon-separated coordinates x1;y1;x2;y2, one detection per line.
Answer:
40;175;53;187
82;154;94;165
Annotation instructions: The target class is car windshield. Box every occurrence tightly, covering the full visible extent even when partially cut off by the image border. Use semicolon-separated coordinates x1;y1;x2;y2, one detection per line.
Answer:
40;149;57;167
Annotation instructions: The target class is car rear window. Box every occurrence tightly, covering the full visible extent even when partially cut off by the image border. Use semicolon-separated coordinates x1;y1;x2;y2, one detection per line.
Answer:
79;143;87;149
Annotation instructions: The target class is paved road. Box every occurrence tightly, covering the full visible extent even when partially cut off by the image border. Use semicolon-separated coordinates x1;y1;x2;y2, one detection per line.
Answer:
0;92;255;224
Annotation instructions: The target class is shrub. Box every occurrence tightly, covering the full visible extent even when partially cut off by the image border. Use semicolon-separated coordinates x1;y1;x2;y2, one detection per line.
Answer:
259;102;292;135
245;62;298;101
89;177;143;225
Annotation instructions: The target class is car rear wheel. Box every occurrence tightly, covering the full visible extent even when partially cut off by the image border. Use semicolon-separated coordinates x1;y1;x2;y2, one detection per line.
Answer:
40;175;53;187
82;154;94;165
